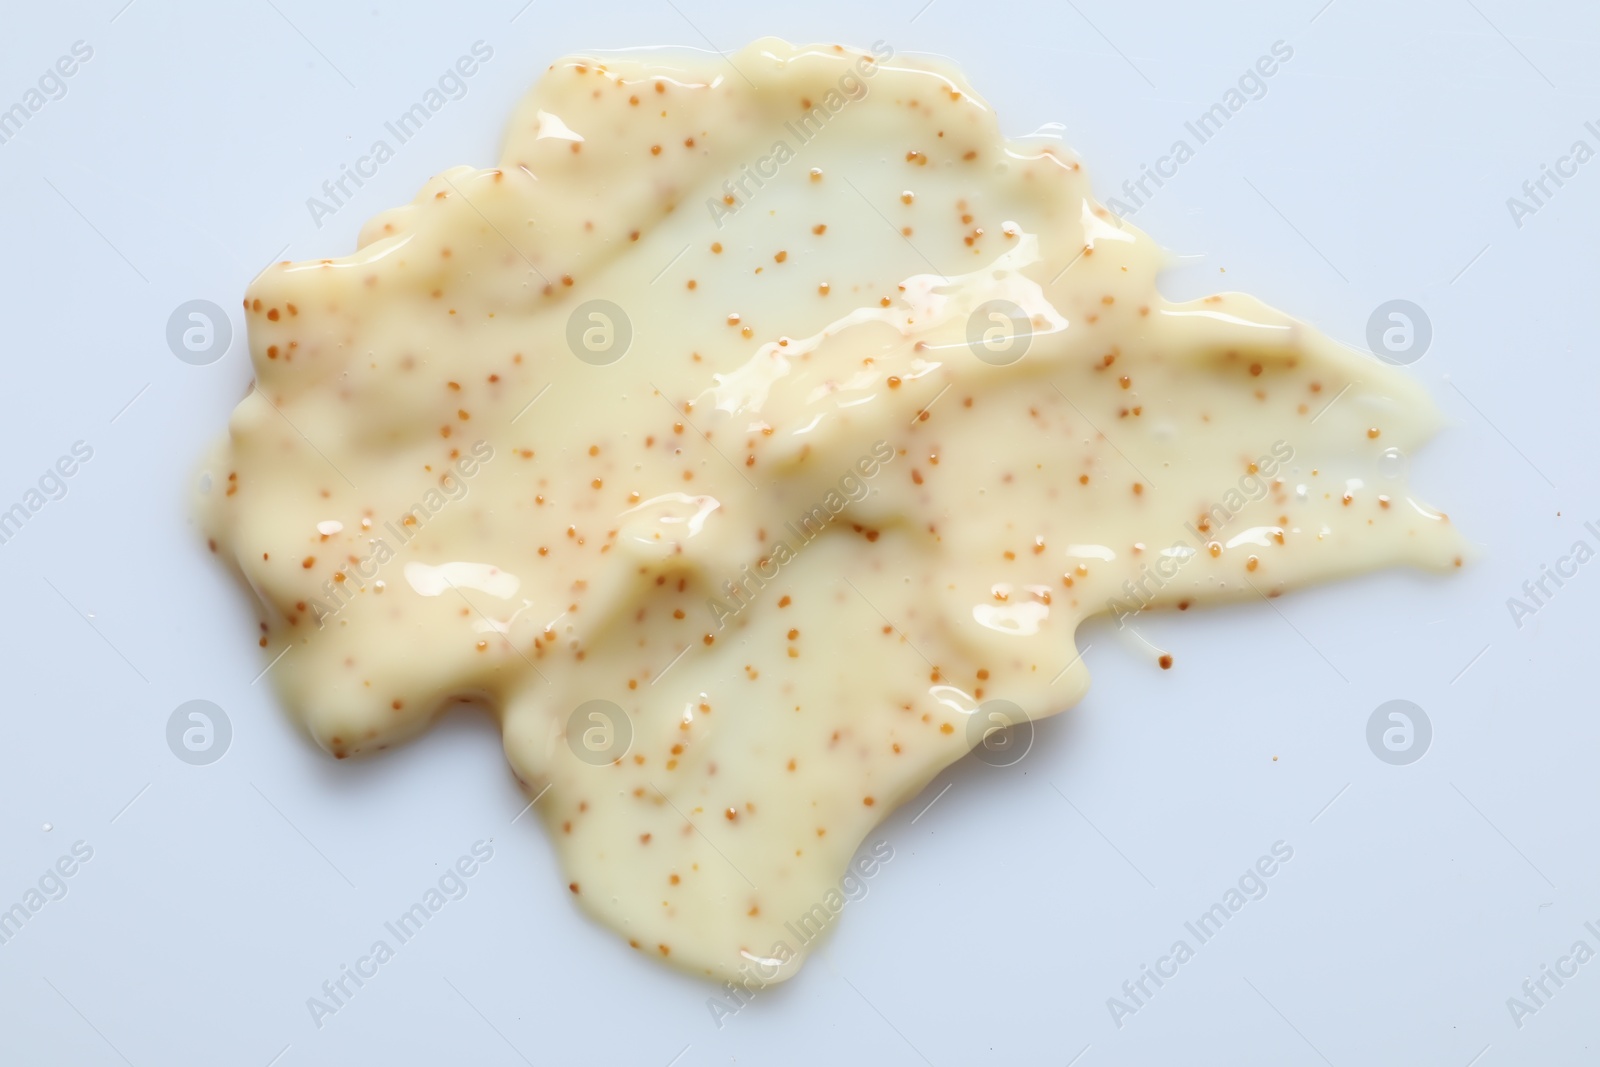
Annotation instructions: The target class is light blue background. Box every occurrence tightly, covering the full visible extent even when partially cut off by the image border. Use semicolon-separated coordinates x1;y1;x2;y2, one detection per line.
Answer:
0;1;1593;1064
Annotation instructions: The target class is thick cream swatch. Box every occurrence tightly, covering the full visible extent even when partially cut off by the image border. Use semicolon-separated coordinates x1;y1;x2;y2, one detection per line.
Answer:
200;39;1463;983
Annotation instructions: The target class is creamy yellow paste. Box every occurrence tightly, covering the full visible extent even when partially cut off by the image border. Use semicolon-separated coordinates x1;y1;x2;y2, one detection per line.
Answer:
199;39;1464;983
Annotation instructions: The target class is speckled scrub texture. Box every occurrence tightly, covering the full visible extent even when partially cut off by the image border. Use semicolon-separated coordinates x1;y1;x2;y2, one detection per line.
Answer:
199;39;1464;984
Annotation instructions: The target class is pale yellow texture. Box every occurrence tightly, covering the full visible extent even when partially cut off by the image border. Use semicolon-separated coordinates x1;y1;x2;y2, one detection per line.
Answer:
200;39;1464;983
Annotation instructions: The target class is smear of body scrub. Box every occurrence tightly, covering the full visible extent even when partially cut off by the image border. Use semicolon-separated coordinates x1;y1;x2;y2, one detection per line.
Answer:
199;39;1464;984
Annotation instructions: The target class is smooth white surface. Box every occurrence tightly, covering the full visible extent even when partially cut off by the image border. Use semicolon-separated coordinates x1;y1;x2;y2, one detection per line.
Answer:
0;2;1593;1064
